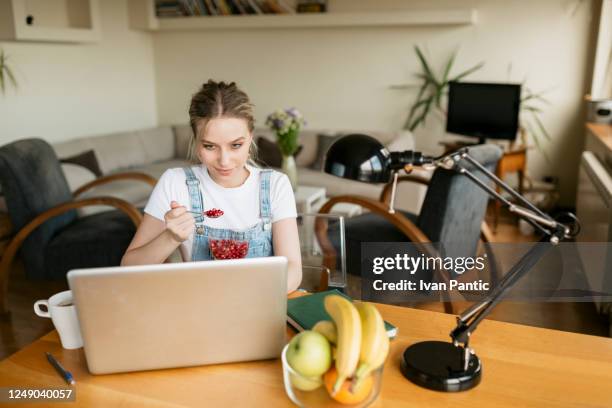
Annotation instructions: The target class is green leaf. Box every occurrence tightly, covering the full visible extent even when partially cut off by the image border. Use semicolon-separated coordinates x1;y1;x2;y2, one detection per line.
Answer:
522;105;543;113
409;98;433;131
0;51;5;94
449;61;485;82
4;64;17;88
406;96;432;129
405;81;432;126
525;120;542;149
525;120;550;162
441;49;457;83
414;79;430;104
521;90;551;105
434;82;446;108
532;111;551;141
414;46;440;87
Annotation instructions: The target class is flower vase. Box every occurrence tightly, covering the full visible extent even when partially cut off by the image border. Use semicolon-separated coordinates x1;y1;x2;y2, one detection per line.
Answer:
281;155;298;191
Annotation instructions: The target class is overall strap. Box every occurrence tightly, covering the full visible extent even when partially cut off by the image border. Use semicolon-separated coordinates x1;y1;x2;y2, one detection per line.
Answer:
182;167;204;223
259;170;273;230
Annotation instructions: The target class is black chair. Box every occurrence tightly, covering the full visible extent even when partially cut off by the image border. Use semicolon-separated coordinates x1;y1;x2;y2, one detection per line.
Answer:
0;138;157;314
316;144;502;309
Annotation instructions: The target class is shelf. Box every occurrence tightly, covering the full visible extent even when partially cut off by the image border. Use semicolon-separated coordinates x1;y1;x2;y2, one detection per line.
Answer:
0;0;101;43
132;9;477;31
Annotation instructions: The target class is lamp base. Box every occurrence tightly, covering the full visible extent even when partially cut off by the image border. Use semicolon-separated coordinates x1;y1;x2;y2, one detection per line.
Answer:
400;341;481;392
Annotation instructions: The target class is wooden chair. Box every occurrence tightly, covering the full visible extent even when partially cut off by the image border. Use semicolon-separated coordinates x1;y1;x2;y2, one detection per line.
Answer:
0;138;157;314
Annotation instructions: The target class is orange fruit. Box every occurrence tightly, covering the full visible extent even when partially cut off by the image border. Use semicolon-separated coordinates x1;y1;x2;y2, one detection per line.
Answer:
323;367;373;405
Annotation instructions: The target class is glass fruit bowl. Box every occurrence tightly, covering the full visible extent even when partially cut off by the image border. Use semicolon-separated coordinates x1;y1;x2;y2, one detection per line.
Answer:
281;344;383;408
208;239;249;260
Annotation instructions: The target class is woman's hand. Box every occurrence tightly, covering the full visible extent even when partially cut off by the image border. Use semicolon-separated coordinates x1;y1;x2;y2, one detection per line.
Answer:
164;201;195;243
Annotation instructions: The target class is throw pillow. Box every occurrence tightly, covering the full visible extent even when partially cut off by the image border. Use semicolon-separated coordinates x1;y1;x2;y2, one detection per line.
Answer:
60;163;97;192
60;150;102;177
310;133;344;171
255;137;303;168
385;130;415;152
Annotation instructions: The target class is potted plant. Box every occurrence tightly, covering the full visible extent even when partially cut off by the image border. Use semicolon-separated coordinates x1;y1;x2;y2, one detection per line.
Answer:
265;107;306;191
0;49;18;95
398;45;484;131
519;86;552;160
396;46;552;159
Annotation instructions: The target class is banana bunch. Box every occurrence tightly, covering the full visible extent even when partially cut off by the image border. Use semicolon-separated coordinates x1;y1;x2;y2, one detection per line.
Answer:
320;295;390;395
323;295;362;395
353;302;389;390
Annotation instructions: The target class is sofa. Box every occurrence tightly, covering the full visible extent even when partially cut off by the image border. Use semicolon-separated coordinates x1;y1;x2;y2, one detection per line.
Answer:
1;125;428;217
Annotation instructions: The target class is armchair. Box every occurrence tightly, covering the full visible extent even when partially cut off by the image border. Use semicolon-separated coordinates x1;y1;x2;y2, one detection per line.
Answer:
317;144;502;309
0;139;157;314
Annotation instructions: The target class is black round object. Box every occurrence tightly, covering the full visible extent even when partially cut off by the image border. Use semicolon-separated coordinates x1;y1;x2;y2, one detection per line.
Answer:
323;134;391;183
400;341;481;392
26;15;34;25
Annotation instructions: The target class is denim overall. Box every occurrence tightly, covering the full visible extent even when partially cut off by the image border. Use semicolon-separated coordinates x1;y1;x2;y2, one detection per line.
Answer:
183;167;274;261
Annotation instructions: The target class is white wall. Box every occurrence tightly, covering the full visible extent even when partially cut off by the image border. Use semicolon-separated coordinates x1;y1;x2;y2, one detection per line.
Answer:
0;0;157;144
591;0;612;99
153;0;598;206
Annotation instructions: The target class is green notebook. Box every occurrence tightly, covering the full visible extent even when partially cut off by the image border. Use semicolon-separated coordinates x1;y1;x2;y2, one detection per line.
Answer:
287;290;398;339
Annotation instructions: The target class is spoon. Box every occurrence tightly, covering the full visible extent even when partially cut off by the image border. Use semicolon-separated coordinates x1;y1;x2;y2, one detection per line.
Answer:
187;208;224;218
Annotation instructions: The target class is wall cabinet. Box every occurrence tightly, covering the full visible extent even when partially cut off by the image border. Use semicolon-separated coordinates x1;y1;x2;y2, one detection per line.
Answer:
0;0;100;43
127;0;477;31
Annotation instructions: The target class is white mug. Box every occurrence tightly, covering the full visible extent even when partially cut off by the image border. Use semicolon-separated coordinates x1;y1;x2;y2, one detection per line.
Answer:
34;290;83;349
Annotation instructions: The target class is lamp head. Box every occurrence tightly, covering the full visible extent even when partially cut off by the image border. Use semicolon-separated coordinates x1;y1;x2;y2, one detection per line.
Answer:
323;134;391;183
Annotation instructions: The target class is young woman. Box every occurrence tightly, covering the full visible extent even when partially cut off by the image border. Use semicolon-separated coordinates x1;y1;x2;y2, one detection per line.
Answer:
121;80;302;292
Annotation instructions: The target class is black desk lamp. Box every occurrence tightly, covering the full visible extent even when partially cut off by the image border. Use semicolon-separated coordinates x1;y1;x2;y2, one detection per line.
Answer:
324;134;580;392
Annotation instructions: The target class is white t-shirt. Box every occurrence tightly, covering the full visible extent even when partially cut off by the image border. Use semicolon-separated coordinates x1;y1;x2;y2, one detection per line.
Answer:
144;165;297;261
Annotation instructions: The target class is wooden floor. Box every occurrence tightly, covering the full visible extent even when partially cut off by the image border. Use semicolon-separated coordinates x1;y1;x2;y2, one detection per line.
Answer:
1;260;68;360
0;207;609;360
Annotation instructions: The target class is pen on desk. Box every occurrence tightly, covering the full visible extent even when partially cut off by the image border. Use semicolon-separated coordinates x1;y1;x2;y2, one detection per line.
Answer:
45;352;75;385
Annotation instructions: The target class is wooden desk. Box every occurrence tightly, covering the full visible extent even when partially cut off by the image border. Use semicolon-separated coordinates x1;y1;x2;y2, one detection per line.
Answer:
1;303;611;407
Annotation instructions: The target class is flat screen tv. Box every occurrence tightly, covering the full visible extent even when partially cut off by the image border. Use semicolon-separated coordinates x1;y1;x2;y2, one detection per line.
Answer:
446;82;521;143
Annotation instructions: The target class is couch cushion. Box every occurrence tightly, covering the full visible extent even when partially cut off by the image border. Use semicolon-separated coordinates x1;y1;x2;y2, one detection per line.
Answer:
335;130;400;146
53;138;95;160
297;166;428;214
310;133;345;171
138;127;175;163
131;159;192;179
59;149;102;177
297;166;385;199
173;124;193;160
254;127;320;168
61;163;97;193
88;131;147;174
77;159;191;216
255;137;303;167
385;130;415;152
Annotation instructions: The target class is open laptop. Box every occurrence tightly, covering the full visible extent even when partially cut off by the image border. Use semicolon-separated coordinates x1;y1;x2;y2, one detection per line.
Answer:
67;256;288;375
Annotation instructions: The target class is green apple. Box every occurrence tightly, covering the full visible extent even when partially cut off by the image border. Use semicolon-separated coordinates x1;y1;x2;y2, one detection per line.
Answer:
289;372;323;391
286;331;332;378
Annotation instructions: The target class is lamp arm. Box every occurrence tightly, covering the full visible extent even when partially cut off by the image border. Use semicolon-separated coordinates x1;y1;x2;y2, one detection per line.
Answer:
450;235;555;345
438;148;576;239
455;149;551;220
454;162;552;237
434;148;577;349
